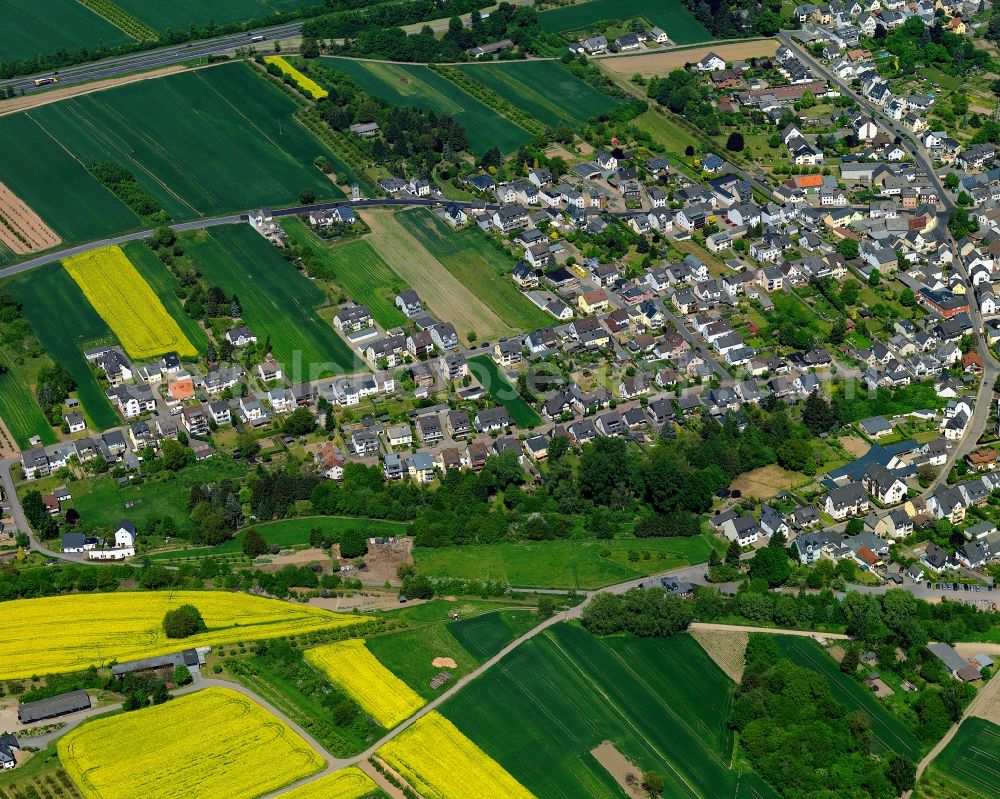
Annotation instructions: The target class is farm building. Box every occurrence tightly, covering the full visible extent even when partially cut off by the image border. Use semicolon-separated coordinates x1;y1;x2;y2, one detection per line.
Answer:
17;689;92;723
926;642;982;682
112;648;206;679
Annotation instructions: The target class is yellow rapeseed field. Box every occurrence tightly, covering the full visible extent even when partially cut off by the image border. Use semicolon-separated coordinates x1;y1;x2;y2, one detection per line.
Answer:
265;56;329;99
378;711;537;799
280;767;379;799
59;688;324;799
0;591;369;679
305;639;425;728
63;245;197;359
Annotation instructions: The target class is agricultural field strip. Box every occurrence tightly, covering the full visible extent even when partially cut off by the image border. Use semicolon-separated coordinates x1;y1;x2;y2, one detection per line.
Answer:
923;719;1000;798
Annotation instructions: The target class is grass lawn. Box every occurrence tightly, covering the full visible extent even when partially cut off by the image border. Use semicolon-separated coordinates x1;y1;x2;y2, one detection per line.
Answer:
122;241;209;354
468;355;541;428
394;208;551;332
443;625;777;799
366;625;479;700
631;108;699;155
773;636;923;760
914;717;1000;799
7;62;342;234
0;353;56;447
321;58;529;155
414;535;721;590
148;516;411;561
5;263;121;431
538;0;712;44
69;458;250;536
447;609;538;661
183;224;364;378
281;217;409;329
455;60;620;127
1;0;133;63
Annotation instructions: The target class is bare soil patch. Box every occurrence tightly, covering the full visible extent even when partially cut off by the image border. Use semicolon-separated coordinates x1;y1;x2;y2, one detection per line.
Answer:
362;210;510;340
601;40;779;78
361;536;413;587
0;413;20;459
730;463;804;499
0;182;61;255
0;65;185;116
309;591;419;612
257;547;331;572
689;629;749;683
840;435;871;458
432;657;458;668
591;741;645;799
827;645;847;663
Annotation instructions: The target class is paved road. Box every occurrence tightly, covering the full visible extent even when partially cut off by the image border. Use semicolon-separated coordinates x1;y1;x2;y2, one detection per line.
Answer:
0;23;303;95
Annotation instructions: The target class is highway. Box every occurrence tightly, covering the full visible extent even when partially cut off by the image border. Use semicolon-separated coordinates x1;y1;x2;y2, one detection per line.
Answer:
0;23;303;95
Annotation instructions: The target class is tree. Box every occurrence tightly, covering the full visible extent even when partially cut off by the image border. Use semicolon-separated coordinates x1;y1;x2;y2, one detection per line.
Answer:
339;528;368;559
949;207;979;239
162;604;207;639
299;188;316;204
242;529;268;558
887;754;916;793
802;390;838;436
161;438;191;471
642;771;664;797
845;518;864;535
836;238;859;260
725;132;745;152
725;539;741;565
172;664;193;686
748;546;791;587
840;645;860;673
283;408;317;436
537;596;555;620
480;146;503;170
944;172;960;190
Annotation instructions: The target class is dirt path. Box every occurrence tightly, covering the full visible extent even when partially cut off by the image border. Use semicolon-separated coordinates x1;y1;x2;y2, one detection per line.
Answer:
0;65;186;116
688;622;851;640
361;757;423;799
591;741;645;798
361;209;510;341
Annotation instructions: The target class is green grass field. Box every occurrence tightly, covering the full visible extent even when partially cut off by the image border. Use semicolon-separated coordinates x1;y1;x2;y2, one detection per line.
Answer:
67;458;250;534
321;57;530;155
455;61;621;127
447;609;537;661
539;0;712;44
281;217;408;329
394;208;551;332
0;113;140;244
366;625;479;700
14;63;342;227
773;636;923;760
468;355;541;428
5;264;121;431
632;108;699;154
915;718;1000;799
1;0;134;63
148;516;411;561
414;535;720;589
0;353;56;448
113;0;310;31
184;224;364;377
122;241;209;354
443;625;778;799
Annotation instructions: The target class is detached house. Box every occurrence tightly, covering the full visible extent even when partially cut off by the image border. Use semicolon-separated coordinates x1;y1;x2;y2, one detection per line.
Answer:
861;463;907;506
824;483;870;520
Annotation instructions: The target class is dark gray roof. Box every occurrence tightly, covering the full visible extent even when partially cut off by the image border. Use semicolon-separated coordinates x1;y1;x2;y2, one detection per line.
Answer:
18;690;91;723
111;649;199;677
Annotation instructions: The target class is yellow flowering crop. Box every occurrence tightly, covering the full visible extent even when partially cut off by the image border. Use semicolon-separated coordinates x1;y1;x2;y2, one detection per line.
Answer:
378;711;537;799
64;245;197;359
265;56;329;99
59;688;324;799
281;767;379;799
0;591;370;679
305;639;425;728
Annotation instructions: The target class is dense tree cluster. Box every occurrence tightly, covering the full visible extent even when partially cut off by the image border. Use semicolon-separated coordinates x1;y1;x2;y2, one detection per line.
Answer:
880;16;988;77
730;636;915;799
303;0;482;41
188;478;244;545
646;69;720;135
162;603;207;638
88;162;167;221
581;588;694;637
684;0;782;40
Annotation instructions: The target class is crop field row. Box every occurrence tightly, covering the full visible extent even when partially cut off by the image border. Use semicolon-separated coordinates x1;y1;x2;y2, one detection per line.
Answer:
266;55;329;99
772;636;922;760
0;352;57;448
281;767;382;799
60;688;324;799
468;355;542;428
378;711;537;799
64;245;197;359
538;0;712;45
0;590;369;679
5;263;121;431
455;61;621;128
321;58;529;156
306;639;426;728
916;718;1000;799
114;0;311;32
0;63;343;245
1;0;133;63
394;209;552;333
281;217;409;329
442;625;778;799
183;224;363;377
